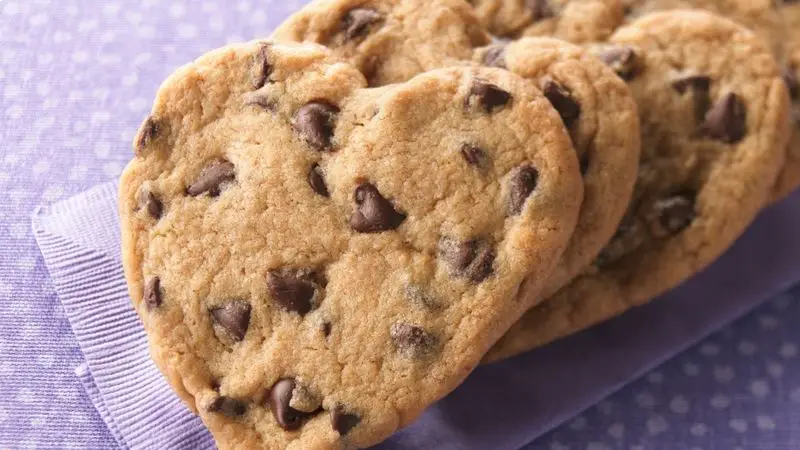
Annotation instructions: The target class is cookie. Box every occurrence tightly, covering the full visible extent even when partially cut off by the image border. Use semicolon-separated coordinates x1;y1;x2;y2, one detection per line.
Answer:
120;41;584;448
271;0;490;86
772;1;800;201
468;0;625;43
484;11;791;362
475;37;640;298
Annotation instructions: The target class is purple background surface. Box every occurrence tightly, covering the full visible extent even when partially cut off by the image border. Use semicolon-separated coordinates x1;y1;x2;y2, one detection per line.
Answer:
2;1;800;449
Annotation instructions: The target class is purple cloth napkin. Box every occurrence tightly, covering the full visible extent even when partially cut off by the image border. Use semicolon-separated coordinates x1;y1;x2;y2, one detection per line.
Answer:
31;181;800;450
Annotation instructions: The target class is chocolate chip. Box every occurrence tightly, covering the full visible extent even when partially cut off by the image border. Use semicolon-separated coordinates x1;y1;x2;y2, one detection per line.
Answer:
293;101;339;151
460;144;489;169
508;165;539;216
405;285;442;311
268;378;314;431
322;321;332;337
465;78;512;113
207;396;247;418
438;237;495;282
784;67;798;100
482;45;507;69
331;406;361;435
134;115;161;157
250;44;272;89
390;323;439;358
542;79;581;129
244;93;276;111
138;187;163;219
525;0;554;21
350;183;406;233
652;194;695;236
671;73;711;125
210;300;251;342
186;160;236;197
267;269;322;316
342;8;383;41
703;92;747;143
143;277;162;310
308;163;330;197
598;46;639;81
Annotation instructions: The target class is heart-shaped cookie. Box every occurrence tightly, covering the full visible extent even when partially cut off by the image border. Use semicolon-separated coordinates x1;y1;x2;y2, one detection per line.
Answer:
121;41;583;449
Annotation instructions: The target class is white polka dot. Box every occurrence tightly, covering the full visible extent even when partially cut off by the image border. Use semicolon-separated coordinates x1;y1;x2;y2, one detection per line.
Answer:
69;165;89;181
103;3;121;15
99;54;123;66
133;52;152;66
791;388;800;403
78;18;98;33
756;415;776;431
767;361;784;378
43;98;58;110
635;391;656;408
729;419;748;433
779;342;797;359
103;162;123;178
0;407;8;424
138;25;157;39
550;442;570;450
710;394;731;410
569;416;587;431
738;340;758;356
29;13;50;27
16;388;35;404
42;186;64;202
226;34;245;44
4;84;21;99
177;23;199;39
122;73;138;86
4;153;20;165
32;160;50;175
607;423;624;440
6;104;23;119
751;380;771;398
100;30;116;43
237;0;252;12
0;361;14;377
3;2;20;15
647;415;669;435
91;111;110;124
646;371;663;384
587;443;610;450
128;97;149;112
66;5;79;16
9;222;28;240
170;3;187;17
700;343;720;356
770;295;792;310
37;52;54;66
690;423;708;437
250;9;267;25
30;415;47;427
69;411;90;425
33;113;55;130
0;68;5;80
683;362;700;376
669;396;690;414
713;365;735;383
210;16;225;31
54;31;72;43
126;11;144;25
68;90;84;101
94;141;111;158
758;314;779;330
36;353;55;369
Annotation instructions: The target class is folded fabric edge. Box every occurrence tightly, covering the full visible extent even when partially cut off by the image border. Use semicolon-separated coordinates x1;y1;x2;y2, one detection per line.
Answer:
31;216;130;450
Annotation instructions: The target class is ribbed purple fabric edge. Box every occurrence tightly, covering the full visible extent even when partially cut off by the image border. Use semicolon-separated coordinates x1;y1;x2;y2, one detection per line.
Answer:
31;181;215;450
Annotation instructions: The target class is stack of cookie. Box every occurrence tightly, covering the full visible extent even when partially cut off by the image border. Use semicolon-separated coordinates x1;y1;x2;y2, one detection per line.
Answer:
119;0;798;448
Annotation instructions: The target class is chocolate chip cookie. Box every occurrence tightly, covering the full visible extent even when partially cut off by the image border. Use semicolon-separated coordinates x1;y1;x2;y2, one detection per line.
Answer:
271;0;490;86
773;1;800;200
475;37;640;298
468;0;625;43
484;11;791;362
120;41;583;448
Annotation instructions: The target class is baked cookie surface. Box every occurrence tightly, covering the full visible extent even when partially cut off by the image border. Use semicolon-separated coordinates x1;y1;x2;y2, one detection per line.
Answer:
476;37;640;299
121;41;583;448
271;0;490;86
485;11;790;362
